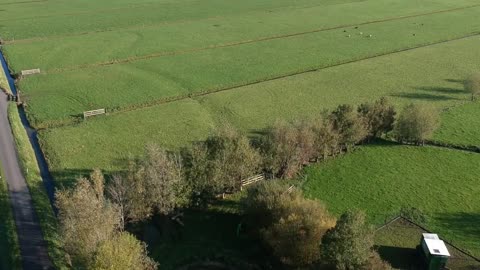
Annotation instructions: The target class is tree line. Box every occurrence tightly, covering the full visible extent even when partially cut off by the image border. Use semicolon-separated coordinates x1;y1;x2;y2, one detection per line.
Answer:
55;97;442;269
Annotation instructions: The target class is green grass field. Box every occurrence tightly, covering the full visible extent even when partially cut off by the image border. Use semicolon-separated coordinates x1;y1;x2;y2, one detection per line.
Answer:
303;142;480;257
434;101;480;147
38;36;479;175
10;4;480;128
2;0;480;265
0;162;21;270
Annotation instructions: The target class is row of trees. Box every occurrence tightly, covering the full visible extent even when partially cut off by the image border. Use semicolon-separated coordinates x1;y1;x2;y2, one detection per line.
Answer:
55;98;441;269
242;181;391;269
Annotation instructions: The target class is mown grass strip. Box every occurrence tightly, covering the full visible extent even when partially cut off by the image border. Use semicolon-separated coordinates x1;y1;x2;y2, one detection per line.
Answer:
7;103;67;269
0;161;21;270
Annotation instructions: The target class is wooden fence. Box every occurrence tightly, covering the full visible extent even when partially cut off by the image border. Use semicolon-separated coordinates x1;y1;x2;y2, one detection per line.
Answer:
21;68;41;76
240;174;264;190
83;108;106;119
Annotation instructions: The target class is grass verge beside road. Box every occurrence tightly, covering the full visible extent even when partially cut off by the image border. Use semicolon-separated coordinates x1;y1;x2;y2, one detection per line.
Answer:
0;162;21;270
7;103;66;269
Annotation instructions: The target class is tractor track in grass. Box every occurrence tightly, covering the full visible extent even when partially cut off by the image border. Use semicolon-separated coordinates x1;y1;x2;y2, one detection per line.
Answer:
4;2;480;46
40;3;480;74
37;31;480;130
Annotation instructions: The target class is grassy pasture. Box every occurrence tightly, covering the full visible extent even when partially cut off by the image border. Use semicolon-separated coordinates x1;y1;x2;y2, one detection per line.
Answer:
16;6;480;128
0;0;351;40
434;101;480;147
38;36;480;175
4;0;480;72
303;142;480;257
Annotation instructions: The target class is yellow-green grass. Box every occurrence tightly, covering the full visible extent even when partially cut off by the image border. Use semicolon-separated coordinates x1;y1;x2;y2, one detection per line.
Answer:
0;0;348;40
0;161;21;270
39;36;479;174
16;6;480;128
434;101;480;147
4;0;479;72
303;142;480;257
0;60;11;95
7;104;67;269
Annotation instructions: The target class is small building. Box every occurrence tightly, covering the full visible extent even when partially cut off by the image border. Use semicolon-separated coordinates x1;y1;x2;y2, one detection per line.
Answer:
420;233;450;270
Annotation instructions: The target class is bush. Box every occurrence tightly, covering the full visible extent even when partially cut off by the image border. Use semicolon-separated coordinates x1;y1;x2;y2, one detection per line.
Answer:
321;210;374;270
394;103;439;145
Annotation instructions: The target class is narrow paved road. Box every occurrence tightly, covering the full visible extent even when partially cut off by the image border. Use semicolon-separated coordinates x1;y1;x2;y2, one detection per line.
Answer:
0;95;54;270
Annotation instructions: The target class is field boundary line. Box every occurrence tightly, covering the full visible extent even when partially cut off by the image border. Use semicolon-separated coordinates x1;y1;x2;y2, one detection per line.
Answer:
5;2;480;46
35;31;480;130
0;0;46;6
39;3;480;74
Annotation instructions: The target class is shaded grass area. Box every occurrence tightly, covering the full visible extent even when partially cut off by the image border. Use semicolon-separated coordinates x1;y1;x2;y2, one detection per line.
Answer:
375;218;480;269
4;0;479;72
145;195;268;270
17;6;480;128
303;142;480;257
0;161;21;270
434;101;480;147
7;104;67;269
39;36;479;174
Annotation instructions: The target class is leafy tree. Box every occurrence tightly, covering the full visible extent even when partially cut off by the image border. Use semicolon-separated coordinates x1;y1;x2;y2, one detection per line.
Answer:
260;121;313;178
329;104;368;150
92;232;157;270
261;197;335;267
204;125;261;191
358;98;396;139
243;181;335;267
321;210;374;270
311;117;341;160
184;126;261;204
465;73;480;101
362;252;392;270
394;103;439;145
56;170;120;267
107;145;190;225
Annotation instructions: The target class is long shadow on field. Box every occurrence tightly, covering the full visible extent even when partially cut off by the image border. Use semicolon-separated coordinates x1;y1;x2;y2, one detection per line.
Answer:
376;245;422;269
391;92;459;101
414;86;468;95
51;168;116;189
445;79;466;85
435;212;480;240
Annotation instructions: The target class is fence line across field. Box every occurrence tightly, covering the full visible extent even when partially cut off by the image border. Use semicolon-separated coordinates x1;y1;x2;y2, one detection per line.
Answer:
83;108;106;119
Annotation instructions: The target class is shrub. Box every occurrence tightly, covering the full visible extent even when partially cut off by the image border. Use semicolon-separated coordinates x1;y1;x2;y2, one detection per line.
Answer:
321;210;374;270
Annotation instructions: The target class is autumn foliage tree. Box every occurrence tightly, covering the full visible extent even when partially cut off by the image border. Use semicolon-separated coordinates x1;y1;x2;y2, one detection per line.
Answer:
329;104;369;151
321;210;390;270
394;103;439;145
243;181;335;267
358;97;396;139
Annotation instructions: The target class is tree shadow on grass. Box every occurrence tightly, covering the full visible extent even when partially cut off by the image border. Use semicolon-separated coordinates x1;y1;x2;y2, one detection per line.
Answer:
445;79;466;85
434;212;480;240
390;92;459;101
376;245;423;270
414;86;468;95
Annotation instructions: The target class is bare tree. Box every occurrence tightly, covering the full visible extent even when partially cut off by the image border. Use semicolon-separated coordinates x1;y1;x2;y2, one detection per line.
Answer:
358;97;396;139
